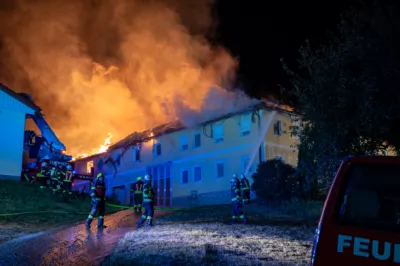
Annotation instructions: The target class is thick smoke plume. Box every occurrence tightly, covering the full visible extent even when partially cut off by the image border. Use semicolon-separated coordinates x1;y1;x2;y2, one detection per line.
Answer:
0;0;257;156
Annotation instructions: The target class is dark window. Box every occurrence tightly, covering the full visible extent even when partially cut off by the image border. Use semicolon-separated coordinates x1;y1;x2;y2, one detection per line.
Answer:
194;133;201;148
216;163;224;178
274;120;282;136
182;170;189;184
194;166;202;182
336;163;400;232
153;143;162;156
134;148;140;161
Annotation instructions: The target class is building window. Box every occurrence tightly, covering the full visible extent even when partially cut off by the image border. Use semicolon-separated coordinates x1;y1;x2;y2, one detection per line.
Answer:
213;124;224;143
153;143;162;157
215;162;224;178
114;152;121;166
181;168;189;184
240;114;251;136
180;134;189;151
133;146;140;162
193;132;201;148
194;166;202;182
291;120;300;140
274;120;282;136
87;161;93;174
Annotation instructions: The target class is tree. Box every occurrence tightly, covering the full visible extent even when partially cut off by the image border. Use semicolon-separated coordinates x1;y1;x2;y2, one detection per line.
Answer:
281;0;400;193
251;159;297;202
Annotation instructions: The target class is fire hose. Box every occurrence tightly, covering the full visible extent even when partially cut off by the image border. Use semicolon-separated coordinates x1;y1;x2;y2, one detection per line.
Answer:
0;204;189;217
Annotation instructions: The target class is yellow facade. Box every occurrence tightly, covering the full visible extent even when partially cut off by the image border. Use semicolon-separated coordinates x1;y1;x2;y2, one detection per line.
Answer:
73;106;299;206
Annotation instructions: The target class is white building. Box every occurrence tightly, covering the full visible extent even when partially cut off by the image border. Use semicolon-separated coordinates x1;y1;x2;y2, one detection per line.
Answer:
0;84;40;180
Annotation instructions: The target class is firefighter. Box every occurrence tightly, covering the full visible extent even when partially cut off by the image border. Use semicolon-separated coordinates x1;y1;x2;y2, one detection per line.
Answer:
85;173;107;229
131;177;144;213
230;177;247;224
62;165;74;199
50;164;61;195
36;162;49;191
232;173;241;190
240;173;251;204
136;174;154;228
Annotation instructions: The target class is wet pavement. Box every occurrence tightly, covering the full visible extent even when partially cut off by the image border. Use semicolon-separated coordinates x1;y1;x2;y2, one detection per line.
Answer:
0;210;169;266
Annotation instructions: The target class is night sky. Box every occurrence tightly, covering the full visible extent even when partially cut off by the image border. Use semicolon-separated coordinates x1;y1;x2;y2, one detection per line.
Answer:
214;0;358;103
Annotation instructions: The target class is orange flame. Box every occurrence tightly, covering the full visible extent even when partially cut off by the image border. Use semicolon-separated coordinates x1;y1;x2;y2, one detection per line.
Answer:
72;133;113;160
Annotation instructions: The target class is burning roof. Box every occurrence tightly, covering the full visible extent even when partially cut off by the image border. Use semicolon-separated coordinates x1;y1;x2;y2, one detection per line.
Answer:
107;101;294;152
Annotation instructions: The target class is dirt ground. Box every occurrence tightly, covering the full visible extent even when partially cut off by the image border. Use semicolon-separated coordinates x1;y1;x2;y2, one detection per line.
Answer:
0;223;44;244
103;222;314;266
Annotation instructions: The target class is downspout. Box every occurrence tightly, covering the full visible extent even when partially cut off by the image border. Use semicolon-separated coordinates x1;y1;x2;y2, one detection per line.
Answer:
258;108;265;164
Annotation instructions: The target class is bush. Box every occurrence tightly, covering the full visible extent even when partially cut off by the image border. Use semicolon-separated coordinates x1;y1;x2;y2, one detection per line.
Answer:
251;159;298;202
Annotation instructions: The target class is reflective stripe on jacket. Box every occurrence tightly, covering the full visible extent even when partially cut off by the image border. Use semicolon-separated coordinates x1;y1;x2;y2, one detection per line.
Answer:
143;183;154;203
90;178;106;199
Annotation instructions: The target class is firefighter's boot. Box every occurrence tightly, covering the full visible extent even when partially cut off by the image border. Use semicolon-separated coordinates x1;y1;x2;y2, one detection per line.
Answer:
230;217;237;225
241;216;247;225
85;217;93;229
146;218;153;227
97;216;107;229
136;216;146;228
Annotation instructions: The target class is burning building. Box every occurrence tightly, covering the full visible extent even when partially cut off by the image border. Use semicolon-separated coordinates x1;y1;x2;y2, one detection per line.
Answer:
73;102;299;206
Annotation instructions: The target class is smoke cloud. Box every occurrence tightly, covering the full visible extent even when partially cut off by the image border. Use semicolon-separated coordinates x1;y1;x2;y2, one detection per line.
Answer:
0;0;257;156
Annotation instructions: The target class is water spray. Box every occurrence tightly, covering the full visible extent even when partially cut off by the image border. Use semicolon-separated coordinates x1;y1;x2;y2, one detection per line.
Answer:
243;111;276;198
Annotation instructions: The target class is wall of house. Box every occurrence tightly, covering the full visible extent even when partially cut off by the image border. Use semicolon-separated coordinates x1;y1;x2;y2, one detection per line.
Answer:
263;110;299;166
0;90;35;180
102;109;298;207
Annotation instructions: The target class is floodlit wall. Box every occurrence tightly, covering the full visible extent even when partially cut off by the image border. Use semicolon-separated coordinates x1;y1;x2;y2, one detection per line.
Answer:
263;110;299;166
0;90;35;180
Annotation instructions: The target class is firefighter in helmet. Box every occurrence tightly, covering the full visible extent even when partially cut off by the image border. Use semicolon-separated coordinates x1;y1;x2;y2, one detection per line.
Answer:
36;162;49;191
136;174;155;228
230;176;247;224
86;173;107;229
232;173;241;190
50;164;61;195
240;173;251;204
62;165;74;199
131;176;144;213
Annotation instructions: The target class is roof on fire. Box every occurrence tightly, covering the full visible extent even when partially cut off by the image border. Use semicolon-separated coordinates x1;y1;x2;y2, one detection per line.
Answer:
107;101;295;152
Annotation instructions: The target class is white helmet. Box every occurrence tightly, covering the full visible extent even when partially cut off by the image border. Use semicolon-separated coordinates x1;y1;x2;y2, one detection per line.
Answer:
41;162;47;167
144;174;152;182
66;165;72;171
232;173;237;179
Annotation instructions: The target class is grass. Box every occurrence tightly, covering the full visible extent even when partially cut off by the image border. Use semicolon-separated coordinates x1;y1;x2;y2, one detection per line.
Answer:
103;203;320;265
156;202;321;227
0;180;120;243
275;199;323;220
103;223;314;266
